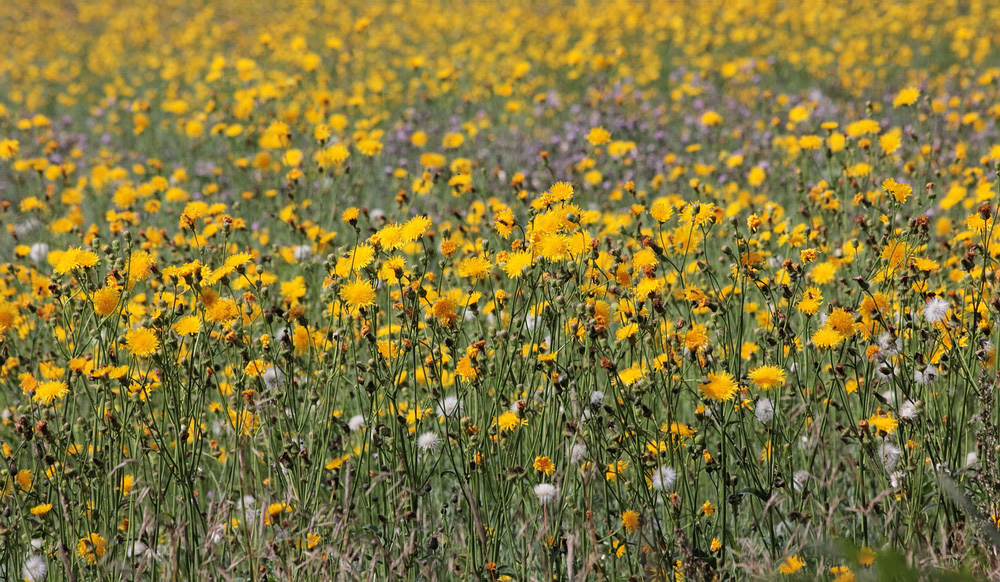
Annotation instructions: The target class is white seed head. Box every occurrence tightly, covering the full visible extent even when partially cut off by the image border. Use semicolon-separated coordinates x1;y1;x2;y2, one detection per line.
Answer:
914;365;938;384
877;333;901;357
533;483;559;504
29;242;49;264
754;398;774;423
922;297;949;323
792;470;810;492
650;465;677;491
417;431;441;452
127;541;149;559
293;245;312;260
879;440;901;472
348;415;366;432
436;395;462;418
262;366;284;390
22;555;47;582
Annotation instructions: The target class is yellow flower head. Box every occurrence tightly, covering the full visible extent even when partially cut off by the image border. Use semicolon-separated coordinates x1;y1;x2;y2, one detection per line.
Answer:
125;327;159;357
92;285;121;317
699;372;738;401
621;509;641;532
54;247;99;275
747;366;786;390
340;278;377;312
77;532;107;565
33;381;69;405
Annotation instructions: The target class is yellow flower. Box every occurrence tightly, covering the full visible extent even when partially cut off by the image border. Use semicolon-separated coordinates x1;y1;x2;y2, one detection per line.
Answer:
30;503;53;516
700;111;723;126
457;256;492;281
616;323;639;341
796;287;823;315
867;409;898;435
34;381;69;405
15;469;31;491
265;502;290;524
127;250;155;287
536;234;570;261
586;126;611;146
440;240;458;257
494;207;515;238
342;207;360;222
375;223;405;250
495;411;525;432
315;143;350;168
857;547;876;566
549;181;574;201
431;297;458;326
827;308;856;337
334;244;375;278
442;132;464;149
0;139;19;159
533;456;555;476
812;327;844;349
846;119;880;137
125;327;159;357
879;131;901;155
229;408;261;436
699;372;738;401
892;87;920;107
605;460;628;481
747;366;785;390
205;298;239;324
882;178;912;203
174;315;202;336
305;532;322;549
339;278;377;311
617;365;644;386
778;554;805;574
503;251;533;278
120;474;134;496
799;135;823;149
650;200;674;222
357;138;382;156
456;355;478;380
401;215;431;241
611;539;626;558
92;285;121;317
77;532;107;565
684;324;710;354
54;247;99;275
244;359;270;378
621;509;641;532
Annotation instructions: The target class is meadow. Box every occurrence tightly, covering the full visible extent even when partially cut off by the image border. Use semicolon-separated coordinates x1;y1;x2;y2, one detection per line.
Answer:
1;0;1000;580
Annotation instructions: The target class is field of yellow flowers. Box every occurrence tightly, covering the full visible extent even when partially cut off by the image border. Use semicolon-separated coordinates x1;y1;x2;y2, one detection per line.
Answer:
2;0;1000;580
